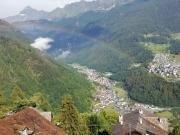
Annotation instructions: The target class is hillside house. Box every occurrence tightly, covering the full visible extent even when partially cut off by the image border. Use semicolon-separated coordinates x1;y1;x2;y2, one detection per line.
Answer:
112;108;168;135
0;107;65;135
31;107;52;122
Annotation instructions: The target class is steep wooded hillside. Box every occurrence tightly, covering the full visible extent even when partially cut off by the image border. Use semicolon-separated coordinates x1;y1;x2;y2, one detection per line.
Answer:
0;21;93;112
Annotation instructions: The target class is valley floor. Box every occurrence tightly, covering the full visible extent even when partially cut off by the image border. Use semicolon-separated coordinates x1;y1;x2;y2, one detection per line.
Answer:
71;64;169;114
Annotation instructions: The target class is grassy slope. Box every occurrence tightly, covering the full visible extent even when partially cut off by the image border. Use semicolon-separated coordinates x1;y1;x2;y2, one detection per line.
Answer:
143;42;170;54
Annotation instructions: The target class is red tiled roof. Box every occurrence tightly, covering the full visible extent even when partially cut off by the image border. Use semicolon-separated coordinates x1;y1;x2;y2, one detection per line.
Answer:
0;108;65;135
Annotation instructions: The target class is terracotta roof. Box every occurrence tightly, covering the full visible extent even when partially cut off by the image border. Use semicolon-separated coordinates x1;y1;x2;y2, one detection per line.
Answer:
0;108;65;135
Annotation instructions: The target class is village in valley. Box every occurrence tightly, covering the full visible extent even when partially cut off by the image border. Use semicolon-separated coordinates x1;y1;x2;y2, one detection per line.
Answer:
71;64;172;135
71;64;168;114
0;0;179;134
149;53;180;80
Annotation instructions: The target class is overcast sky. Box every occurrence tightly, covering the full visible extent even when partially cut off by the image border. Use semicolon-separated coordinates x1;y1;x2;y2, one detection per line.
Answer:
0;0;94;18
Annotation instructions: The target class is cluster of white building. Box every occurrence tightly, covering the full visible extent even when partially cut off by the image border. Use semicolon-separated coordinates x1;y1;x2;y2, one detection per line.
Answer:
72;64;113;87
149;54;180;79
93;86;115;112
72;64;130;113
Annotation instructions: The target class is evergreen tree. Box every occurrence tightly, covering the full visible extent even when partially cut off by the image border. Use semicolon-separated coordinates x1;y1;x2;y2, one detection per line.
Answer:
60;96;89;135
0;90;7;118
79;115;89;135
83;108;119;135
0;90;5;105
99;108;119;133
30;92;51;111
87;114;100;135
11;86;26;103
10;86;30;112
171;126;180;135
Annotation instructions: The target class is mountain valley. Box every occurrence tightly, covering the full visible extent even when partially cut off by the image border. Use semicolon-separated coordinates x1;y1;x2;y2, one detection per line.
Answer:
0;0;180;134
10;0;180;107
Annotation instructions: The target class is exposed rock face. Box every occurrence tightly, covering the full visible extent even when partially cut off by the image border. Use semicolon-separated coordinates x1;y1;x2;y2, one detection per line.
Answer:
149;54;180;80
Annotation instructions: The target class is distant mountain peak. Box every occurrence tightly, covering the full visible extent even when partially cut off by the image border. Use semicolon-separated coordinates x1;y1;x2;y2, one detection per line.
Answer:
20;6;48;15
0;19;9;25
24;6;34;10
4;6;48;23
5;0;134;23
20;6;36;13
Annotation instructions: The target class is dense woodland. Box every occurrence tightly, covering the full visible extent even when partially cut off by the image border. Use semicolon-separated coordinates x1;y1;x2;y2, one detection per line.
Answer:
111;67;180;107
170;40;180;55
0;37;94;112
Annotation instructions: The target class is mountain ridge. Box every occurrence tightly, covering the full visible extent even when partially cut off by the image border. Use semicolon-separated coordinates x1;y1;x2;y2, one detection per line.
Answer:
5;0;134;23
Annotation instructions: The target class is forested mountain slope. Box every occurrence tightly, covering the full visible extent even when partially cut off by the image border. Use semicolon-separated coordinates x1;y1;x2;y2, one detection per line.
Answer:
0;20;93;112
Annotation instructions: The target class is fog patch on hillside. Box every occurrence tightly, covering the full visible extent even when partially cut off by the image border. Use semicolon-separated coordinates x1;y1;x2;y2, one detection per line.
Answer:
55;50;71;59
31;37;54;51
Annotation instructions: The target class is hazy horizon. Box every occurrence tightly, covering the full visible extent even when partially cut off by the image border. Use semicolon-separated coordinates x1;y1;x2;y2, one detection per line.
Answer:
0;0;94;18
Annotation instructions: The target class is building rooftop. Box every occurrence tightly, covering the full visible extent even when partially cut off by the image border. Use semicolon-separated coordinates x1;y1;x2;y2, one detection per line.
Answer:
0;107;65;135
112;108;168;135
